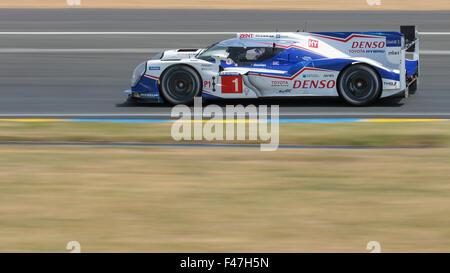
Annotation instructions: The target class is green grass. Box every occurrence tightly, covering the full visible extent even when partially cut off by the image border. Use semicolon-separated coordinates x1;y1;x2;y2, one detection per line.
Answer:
0;121;449;147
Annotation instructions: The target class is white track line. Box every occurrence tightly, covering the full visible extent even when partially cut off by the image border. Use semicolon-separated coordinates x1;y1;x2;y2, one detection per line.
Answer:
0;48;165;53
0;32;237;35
420;50;450;55
418;32;450;35
0;31;446;35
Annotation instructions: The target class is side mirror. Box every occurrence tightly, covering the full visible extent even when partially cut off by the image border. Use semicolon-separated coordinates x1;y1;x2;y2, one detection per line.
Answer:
211;53;229;64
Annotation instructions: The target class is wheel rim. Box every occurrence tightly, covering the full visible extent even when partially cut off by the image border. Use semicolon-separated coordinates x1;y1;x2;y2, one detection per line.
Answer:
345;70;375;101
164;70;197;101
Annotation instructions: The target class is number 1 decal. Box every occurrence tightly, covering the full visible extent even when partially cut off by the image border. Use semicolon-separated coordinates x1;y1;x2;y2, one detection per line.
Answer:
232;78;239;91
221;76;243;94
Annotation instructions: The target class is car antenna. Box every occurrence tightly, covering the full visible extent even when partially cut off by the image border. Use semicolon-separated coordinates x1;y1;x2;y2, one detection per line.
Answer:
298;21;307;32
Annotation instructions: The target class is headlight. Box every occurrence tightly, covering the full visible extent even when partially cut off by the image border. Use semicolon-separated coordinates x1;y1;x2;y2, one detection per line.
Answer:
131;62;147;87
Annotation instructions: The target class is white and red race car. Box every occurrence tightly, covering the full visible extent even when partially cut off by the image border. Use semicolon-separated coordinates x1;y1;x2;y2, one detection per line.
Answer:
125;26;419;106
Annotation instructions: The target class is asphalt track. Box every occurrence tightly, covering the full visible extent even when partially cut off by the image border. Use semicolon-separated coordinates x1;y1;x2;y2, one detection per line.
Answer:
0;9;450;118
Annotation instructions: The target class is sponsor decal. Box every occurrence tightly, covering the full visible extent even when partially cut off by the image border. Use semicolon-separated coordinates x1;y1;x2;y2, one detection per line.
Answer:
220;72;241;76
349;49;385;54
383;81;399;88
302;73;320;78
271;80;289;87
272;61;280;66
349;41;386;54
387;39;401;45
239;33;279;39
293;80;336;89
308;39;319;48
239;33;254;39
323;74;335;78
278;89;291;93
254;34;277;39
253;63;266;67
148;66;160;70
388;50;400;56
352;41;386;49
138;92;159;98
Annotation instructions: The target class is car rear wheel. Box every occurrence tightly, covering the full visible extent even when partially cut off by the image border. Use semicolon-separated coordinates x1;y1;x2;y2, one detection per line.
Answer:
338;64;381;106
160;65;201;105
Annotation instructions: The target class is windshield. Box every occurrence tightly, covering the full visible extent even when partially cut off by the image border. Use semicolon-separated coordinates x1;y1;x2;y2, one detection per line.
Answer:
197;44;229;61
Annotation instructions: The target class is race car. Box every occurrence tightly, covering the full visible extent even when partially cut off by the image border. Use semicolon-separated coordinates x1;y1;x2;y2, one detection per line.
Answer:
125;25;419;106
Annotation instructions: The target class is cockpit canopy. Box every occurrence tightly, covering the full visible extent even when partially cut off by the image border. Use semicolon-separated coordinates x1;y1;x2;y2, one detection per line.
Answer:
197;38;286;65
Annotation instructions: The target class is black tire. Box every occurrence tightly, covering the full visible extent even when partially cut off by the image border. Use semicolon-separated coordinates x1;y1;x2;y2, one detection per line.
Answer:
408;79;418;94
125;94;138;104
160;65;202;105
338;64;381;106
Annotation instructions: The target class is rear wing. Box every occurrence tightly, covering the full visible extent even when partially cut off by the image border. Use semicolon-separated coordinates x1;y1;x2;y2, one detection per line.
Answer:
401;25;419;96
401;25;419;55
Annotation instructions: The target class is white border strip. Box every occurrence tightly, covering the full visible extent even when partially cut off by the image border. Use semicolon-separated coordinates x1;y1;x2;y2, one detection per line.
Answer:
0;48;165;53
0;31;447;35
0;113;449;117
0;32;237;35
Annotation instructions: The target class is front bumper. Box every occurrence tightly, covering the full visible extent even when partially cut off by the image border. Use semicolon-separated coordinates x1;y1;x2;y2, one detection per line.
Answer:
124;73;164;103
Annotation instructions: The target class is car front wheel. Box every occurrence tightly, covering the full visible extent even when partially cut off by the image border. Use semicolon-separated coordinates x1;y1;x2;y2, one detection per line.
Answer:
160;65;201;105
